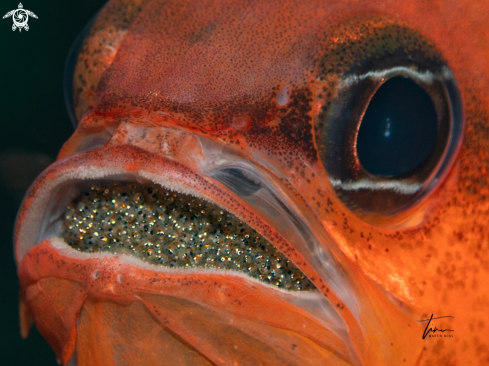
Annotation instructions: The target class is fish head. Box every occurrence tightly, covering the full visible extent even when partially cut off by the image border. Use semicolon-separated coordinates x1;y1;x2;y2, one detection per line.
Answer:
15;0;489;365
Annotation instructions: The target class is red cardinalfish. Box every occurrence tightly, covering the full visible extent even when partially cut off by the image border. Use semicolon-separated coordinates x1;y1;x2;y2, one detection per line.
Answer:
15;0;489;365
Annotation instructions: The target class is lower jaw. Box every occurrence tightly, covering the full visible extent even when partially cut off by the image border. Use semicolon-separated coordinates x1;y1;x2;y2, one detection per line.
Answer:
18;237;352;365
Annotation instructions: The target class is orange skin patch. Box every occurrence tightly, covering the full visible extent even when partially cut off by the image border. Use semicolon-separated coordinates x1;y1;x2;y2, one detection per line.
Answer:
20;239;351;365
15;0;489;365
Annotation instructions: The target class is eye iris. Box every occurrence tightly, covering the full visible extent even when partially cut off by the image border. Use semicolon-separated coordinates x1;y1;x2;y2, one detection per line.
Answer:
356;76;438;177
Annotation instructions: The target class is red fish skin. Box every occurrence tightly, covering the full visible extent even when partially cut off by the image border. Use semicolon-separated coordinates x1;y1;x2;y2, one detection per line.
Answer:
15;0;489;365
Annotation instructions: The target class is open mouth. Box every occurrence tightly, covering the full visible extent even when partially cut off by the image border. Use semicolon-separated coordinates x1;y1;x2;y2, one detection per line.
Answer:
61;180;314;291
16;142;326;299
15;145;425;365
15;146;359;364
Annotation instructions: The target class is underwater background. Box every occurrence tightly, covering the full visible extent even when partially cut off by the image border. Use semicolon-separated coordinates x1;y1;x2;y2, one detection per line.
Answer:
0;1;107;364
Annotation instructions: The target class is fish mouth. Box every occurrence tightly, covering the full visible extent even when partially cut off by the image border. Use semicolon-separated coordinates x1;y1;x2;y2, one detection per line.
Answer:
14;141;424;365
17;143;319;292
16;143;361;364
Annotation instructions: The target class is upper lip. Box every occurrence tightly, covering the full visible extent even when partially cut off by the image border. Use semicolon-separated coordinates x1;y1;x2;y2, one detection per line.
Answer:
15;142;322;287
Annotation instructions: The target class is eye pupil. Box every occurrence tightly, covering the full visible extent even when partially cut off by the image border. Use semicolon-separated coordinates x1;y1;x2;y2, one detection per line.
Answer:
357;76;438;177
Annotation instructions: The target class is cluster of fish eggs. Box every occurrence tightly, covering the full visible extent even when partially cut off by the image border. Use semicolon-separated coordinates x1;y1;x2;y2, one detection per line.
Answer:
61;181;315;291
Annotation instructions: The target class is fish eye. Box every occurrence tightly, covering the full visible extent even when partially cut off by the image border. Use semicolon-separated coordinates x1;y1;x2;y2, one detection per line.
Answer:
356;76;438;177
316;18;464;221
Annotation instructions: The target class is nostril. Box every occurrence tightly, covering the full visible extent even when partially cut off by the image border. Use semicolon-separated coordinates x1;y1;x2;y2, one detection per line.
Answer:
276;85;291;106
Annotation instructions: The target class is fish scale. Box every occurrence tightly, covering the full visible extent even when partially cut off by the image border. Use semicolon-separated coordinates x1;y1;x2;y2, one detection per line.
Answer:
61;181;315;291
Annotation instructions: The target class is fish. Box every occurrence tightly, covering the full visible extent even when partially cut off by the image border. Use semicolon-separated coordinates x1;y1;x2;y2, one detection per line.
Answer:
14;0;489;365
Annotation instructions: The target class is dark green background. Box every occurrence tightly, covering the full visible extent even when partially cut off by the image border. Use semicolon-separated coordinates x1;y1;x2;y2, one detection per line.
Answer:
0;1;107;364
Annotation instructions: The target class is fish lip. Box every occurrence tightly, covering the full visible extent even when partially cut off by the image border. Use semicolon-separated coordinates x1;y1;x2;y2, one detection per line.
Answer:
28;236;314;295
14;144;315;286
